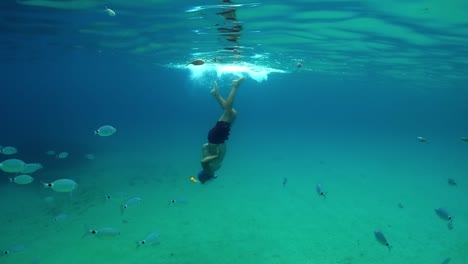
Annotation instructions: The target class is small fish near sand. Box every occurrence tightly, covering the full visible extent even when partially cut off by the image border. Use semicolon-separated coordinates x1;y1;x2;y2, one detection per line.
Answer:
45;150;56;156
0;158;26;173
121;197;142;215
374;230;391;251
282;177;288;188
168;198;189;205
56;152;69;159
434;207;454;230
136;232;160;248
42;179;78;193
316;183;327;199
105;6;116;17
53;213;69;223
417;136;428;143
9;174;34;185
435;207;452;221
83;226;120;239
104;192;127;203
95;125;116;137
461;137;468;143
447;178;457;186
1;146;18;155
441;257;451;264
20;163;43;174
187;59;205;66
1;244;25;256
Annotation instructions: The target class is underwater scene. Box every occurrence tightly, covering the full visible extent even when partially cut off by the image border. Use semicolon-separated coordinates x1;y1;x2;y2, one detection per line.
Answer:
1;0;467;263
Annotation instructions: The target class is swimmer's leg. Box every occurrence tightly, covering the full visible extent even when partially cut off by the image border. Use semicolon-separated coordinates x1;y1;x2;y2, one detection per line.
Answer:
211;81;226;110
217;77;245;122
223;76;245;111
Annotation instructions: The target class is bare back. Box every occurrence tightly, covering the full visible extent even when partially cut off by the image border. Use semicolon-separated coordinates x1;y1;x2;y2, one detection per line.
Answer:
201;143;226;175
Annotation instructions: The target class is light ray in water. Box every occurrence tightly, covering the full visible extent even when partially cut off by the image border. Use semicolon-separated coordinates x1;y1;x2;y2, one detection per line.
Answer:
169;62;286;83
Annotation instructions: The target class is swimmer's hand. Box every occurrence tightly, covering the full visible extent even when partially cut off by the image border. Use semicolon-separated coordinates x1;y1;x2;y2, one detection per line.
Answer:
210;81;219;96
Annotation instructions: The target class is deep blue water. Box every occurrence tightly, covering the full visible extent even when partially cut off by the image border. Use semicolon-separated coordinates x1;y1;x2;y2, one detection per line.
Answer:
2;49;467;154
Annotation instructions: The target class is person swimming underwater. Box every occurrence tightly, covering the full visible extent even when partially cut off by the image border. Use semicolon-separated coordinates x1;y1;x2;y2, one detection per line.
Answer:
198;77;246;183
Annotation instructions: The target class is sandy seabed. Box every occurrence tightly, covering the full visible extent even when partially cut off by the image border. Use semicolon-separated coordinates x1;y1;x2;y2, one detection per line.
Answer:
0;133;466;264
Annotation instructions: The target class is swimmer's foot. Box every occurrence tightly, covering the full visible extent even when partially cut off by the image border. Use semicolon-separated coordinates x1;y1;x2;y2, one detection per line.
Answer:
232;76;246;89
210;81;219;96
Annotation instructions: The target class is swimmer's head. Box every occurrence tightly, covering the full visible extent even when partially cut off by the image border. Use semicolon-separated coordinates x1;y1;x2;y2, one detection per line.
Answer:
197;170;215;184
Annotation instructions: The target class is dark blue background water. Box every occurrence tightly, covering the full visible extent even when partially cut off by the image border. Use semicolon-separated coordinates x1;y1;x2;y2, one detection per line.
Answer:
2;50;468;158
0;50;468;156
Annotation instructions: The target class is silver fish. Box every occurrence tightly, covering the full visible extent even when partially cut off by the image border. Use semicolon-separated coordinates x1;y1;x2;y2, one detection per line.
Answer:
136;232;160;248
83;227;120;239
2;244;25;255
121;197;142;215
53;213;68;223
316;183;326;199
447;178;457;186
169;197;189;205
374;230;391;251
435;208;452;221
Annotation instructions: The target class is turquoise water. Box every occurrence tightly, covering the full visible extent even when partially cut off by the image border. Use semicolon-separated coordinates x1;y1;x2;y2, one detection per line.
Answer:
1;1;468;263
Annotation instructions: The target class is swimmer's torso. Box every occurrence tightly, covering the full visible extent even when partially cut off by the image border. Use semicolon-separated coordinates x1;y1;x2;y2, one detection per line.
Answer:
202;143;226;173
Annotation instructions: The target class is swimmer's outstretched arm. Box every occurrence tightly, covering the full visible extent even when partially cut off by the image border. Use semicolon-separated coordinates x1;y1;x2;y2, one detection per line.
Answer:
201;155;218;164
201;144;220;164
211;81;226;110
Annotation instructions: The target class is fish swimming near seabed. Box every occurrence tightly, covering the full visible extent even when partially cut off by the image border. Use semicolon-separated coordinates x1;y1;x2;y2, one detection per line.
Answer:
447;178;457;186
105;6;116;16
1;244;25;256
417;136;428;142
121;197;142;215
83;226;120;239
435;207;454;230
374;230;391;251
435;207;452;221
136;232;160;248
316;183;326;199
441;257;451;264
282;177;288;188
